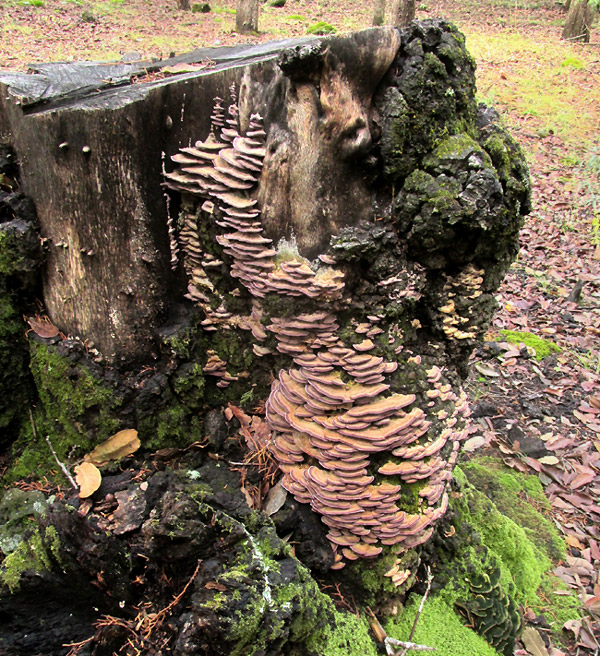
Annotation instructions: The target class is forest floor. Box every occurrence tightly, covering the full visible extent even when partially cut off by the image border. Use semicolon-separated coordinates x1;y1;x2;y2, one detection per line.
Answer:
1;0;600;654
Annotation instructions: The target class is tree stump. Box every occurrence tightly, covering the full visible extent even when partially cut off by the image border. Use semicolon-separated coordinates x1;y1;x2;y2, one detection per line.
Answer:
0;20;531;656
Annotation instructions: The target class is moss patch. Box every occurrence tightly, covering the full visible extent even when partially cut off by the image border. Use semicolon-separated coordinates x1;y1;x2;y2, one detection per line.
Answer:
499;330;561;360
447;463;582;644
453;466;549;603
0;524;61;592
8;340;122;482
461;457;565;561
386;595;499;656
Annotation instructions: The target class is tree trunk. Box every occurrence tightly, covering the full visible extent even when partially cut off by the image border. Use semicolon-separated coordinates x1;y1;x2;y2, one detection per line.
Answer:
176;0;190;10
373;0;386;25
236;0;259;33
562;0;597;41
390;0;416;27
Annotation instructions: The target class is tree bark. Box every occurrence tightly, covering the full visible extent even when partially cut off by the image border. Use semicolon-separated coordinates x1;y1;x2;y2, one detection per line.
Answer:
373;0;386;26
562;0;598;41
177;0;190;10
236;0;259;33
391;0;416;27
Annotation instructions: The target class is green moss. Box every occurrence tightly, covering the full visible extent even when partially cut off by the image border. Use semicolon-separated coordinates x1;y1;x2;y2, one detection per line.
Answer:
140;403;203;450
461;457;565;561
449;465;582;645
453;466;548;603
537;575;583;631
306;21;336;35
483;133;512;181
306;612;377;656
0;231;25;274
8;341;122;482
499;330;561;360
424;132;489;165
386;595;500;656
0;524;61;592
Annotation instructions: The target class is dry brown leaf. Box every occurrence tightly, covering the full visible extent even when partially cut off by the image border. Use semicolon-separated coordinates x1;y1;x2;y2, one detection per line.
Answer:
204;581;227;591
538;455;560;466
162;63;208;75
74;462;102;498
84;429;140;466
240;484;256;510
570;472;596;489
27;317;60;339
522;626;550;656
463;435;486;452
565;534;585;550
263;480;287;516
584;596;600;617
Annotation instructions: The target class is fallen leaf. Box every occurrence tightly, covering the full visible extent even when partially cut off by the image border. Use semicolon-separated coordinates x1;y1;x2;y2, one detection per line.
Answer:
27;317;60;338
263;480;287;516
569;472;596;489
204;581;227;591
74;462;102;498
563;619;581;639
538;455;560;466
241;484;256;510
475;363;501;377
522;626;550;656
565;534;585;550
162;62;208;74
84;429;140;466
584;596;600;617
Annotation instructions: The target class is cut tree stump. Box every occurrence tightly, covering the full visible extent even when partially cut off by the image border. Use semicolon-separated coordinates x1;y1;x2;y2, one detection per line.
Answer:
0;22;532;655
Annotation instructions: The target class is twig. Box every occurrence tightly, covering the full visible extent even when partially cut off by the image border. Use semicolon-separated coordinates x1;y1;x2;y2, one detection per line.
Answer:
32;409;78;489
387;638;436;652
398;566;434;656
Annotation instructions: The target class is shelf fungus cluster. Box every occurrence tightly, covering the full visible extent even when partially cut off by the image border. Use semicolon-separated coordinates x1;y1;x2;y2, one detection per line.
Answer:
266;343;470;572
163;90;471;574
438;264;485;341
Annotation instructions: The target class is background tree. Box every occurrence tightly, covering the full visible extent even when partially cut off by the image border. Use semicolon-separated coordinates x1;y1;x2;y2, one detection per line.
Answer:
236;0;259;32
373;0;386;25
391;0;416;27
562;0;598;41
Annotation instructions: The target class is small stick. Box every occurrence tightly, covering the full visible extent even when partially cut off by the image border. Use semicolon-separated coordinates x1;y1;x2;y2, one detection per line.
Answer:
32;409;78;489
398;566;434;656
386;638;435;652
44;435;78;489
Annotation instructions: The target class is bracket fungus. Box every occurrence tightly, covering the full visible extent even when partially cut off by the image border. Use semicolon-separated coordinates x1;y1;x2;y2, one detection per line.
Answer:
164;84;480;576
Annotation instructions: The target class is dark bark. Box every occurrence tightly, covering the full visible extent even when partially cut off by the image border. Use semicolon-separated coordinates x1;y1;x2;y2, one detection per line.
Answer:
236;0;259;33
177;0;190;9
562;0;598;41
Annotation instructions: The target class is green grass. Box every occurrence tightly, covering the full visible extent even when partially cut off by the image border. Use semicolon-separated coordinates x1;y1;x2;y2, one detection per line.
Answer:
466;31;599;146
